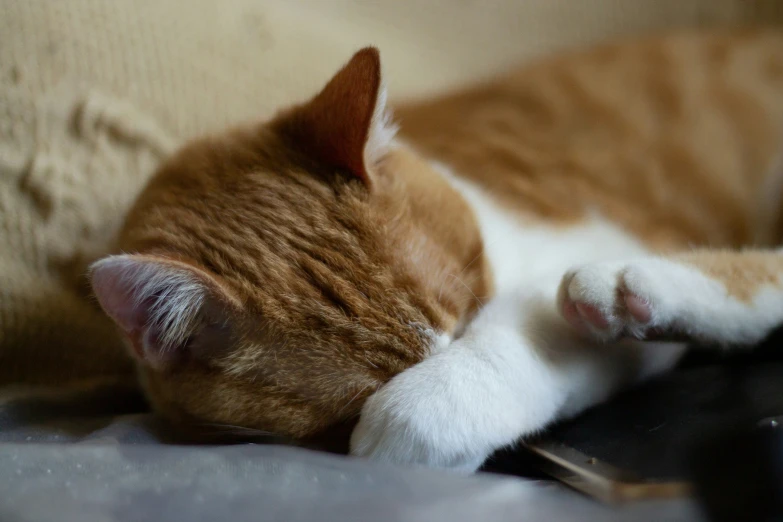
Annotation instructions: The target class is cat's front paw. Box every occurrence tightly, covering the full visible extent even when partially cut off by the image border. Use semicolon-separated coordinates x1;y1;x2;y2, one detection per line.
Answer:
349;347;501;472
557;259;705;342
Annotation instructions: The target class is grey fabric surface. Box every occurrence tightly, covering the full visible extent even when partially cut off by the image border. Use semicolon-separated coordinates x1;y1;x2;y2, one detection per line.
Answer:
0;383;706;522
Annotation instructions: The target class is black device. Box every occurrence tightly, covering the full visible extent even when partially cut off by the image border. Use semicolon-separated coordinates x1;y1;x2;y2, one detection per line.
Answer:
484;331;783;521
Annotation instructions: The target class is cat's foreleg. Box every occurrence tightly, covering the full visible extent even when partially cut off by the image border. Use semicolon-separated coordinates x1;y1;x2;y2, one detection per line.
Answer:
558;249;783;347
350;291;685;471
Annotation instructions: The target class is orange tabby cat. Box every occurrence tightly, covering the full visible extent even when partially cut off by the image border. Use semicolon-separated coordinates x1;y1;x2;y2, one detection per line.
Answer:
90;29;783;471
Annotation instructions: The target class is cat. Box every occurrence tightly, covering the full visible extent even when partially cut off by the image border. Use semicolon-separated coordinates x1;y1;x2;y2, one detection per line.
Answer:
89;28;783;472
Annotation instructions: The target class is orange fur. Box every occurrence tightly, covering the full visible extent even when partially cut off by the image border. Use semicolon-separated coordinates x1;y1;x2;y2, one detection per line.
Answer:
91;28;783;440
676;250;783;301
398;29;783;249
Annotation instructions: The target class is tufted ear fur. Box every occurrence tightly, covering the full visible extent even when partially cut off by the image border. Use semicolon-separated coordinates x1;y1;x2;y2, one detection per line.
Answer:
89;255;240;369
277;47;397;187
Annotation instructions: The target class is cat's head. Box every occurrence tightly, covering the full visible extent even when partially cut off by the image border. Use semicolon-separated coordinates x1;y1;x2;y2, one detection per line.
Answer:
89;48;490;440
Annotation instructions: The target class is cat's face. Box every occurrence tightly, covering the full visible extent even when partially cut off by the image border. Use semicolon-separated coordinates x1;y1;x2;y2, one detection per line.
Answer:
90;49;490;439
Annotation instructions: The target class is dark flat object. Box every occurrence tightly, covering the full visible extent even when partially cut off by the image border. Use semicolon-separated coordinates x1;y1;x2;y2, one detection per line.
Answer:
484;328;783;511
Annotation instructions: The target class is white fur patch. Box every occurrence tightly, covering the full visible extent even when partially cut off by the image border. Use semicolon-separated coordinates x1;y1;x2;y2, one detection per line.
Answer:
351;320;563;472
363;85;398;170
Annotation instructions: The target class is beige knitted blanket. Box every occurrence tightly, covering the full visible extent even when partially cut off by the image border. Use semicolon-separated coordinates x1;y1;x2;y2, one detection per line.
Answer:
1;0;781;386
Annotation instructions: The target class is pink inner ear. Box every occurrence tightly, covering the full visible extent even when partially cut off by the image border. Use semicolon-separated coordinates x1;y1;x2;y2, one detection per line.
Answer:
90;261;150;335
91;262;155;363
89;255;207;369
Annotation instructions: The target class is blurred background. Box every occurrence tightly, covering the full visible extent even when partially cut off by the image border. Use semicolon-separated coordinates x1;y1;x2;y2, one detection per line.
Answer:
4;1;783;137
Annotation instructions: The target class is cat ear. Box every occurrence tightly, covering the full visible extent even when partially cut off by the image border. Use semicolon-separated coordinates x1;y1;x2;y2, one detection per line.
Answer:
279;47;397;187
89;255;239;369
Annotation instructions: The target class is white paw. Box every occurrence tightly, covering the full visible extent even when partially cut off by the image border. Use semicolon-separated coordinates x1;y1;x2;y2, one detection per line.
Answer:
557;258;720;343
350;331;545;472
349;354;493;472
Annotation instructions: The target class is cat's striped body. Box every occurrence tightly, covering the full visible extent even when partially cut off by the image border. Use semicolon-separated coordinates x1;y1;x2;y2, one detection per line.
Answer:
90;30;783;470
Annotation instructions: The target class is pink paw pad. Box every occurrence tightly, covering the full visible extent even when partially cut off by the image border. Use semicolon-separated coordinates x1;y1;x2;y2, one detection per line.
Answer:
575;302;609;330
562;298;589;335
624;294;652;323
